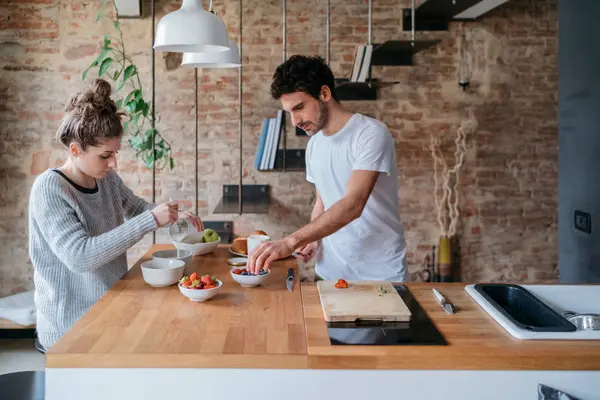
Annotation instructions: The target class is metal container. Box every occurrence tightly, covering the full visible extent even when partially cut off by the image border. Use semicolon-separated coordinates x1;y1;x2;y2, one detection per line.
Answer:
562;311;600;331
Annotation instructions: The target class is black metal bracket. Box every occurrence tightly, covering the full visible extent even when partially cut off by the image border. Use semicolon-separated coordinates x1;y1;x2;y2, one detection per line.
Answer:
402;8;449;32
335;78;378;101
213;184;270;214
274;149;306;171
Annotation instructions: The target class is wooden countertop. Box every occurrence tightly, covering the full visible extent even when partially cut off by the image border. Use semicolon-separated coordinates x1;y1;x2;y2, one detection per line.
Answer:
302;283;600;370
47;245;307;368
47;245;600;370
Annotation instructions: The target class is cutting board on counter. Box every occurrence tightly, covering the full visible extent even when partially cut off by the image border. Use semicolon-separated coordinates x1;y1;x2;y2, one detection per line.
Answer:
317;280;412;322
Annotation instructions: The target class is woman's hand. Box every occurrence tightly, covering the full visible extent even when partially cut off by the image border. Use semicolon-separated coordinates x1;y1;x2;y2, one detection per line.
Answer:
178;211;204;232
151;202;179;227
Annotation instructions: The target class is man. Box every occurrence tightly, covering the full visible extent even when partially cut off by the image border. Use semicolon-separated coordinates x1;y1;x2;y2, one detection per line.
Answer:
247;55;408;282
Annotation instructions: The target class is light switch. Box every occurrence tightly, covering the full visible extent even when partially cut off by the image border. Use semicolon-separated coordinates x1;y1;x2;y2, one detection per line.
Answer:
574;210;591;234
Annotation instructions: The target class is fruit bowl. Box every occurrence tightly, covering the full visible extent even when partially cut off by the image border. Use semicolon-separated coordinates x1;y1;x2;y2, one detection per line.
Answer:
230;267;270;288
173;229;221;256
178;273;223;302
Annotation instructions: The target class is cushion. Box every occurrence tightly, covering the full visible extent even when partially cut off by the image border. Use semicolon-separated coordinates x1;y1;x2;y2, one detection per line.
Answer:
0;290;36;327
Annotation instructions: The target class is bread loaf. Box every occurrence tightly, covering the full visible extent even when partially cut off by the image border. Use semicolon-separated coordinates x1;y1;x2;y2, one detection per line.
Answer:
231;237;247;255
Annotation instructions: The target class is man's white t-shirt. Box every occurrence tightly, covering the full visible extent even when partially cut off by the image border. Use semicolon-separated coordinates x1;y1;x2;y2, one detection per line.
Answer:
305;113;408;282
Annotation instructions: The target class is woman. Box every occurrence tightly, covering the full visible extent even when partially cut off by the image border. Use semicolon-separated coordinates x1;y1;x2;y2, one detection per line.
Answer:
28;79;203;352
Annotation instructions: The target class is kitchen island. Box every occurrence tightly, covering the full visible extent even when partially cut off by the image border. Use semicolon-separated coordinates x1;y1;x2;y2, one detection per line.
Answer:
45;245;600;400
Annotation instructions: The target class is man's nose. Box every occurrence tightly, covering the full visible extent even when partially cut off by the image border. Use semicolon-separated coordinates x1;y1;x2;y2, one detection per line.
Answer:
290;113;300;127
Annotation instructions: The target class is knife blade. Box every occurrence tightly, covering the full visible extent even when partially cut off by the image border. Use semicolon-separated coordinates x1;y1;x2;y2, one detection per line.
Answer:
286;268;294;292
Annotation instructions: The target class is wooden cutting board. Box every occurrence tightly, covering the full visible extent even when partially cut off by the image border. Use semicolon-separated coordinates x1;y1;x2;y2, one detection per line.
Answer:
317;280;412;322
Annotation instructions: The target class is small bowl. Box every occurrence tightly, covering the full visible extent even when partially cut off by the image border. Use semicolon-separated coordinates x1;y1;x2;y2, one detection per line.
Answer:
178;279;223;302
152;249;193;266
230;267;270;288
141;259;185;287
173;231;221;256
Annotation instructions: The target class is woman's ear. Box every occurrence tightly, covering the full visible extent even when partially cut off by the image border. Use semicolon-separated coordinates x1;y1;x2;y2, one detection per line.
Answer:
69;142;81;157
320;85;332;102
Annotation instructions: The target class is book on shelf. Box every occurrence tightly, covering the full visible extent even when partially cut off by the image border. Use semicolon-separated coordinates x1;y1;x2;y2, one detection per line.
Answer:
348;44;373;83
254;110;284;171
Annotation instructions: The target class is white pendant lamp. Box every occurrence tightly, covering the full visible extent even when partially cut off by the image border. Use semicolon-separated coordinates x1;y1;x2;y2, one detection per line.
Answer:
181;39;241;68
153;0;229;53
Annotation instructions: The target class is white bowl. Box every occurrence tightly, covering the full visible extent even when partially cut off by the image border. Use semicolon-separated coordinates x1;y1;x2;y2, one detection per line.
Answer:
178;279;223;302
247;234;270;255
229;267;270;288
152;249;193;266
141;259;185;287
173;231;221;256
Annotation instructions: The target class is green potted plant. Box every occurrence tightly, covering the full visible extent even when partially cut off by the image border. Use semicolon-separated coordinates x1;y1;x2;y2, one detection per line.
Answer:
82;0;173;170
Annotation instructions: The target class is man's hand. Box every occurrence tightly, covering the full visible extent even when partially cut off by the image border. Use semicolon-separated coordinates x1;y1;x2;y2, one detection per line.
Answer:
247;238;295;275
294;241;320;263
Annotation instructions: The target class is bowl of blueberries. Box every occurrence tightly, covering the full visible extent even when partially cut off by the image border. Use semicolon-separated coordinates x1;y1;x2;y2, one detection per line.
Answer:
229;267;270;288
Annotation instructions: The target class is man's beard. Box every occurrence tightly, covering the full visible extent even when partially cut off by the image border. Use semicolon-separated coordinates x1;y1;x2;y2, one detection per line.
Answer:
302;100;329;135
314;100;328;132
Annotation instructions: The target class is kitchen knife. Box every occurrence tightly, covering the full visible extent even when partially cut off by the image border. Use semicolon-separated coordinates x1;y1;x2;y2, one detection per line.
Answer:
286;268;294;292
432;288;456;315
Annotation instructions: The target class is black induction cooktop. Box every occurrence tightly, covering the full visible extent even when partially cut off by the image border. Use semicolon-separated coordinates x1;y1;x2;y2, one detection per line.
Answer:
326;284;448;346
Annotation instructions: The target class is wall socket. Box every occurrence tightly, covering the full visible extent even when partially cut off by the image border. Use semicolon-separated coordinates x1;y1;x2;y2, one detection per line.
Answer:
574;210;592;234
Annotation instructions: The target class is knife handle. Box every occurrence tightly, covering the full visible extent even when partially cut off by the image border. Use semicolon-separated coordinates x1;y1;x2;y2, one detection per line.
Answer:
432;288;445;303
287;268;294;280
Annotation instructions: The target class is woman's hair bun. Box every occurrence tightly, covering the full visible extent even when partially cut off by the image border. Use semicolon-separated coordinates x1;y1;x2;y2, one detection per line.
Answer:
65;78;117;120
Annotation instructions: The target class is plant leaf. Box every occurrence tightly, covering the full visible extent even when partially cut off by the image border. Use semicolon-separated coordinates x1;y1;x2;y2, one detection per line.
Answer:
145;152;155;169
123;65;136;81
116;99;123;109
117;65;136;91
114;20;121;30
145;128;156;141
96;0;109;22
125;100;137;113
142;102;150;117
123;90;137;107
134;99;144;113
99;57;113;77
103;35;111;49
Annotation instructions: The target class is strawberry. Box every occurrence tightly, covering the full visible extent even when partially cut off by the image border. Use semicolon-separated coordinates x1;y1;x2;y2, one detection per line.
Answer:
200;275;212;286
204;284;216;289
189;272;198;282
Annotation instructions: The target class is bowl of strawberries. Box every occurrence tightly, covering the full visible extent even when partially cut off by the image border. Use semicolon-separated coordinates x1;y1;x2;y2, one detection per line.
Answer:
178;272;223;302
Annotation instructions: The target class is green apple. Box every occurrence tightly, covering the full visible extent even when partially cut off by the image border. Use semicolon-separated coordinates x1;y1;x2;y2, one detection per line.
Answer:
202;228;219;243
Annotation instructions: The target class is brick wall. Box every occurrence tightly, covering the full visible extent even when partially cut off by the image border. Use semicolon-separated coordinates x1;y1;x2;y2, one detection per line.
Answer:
0;0;558;297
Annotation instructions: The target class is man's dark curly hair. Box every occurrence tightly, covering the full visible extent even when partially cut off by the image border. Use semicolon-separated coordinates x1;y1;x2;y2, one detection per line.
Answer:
270;55;338;101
